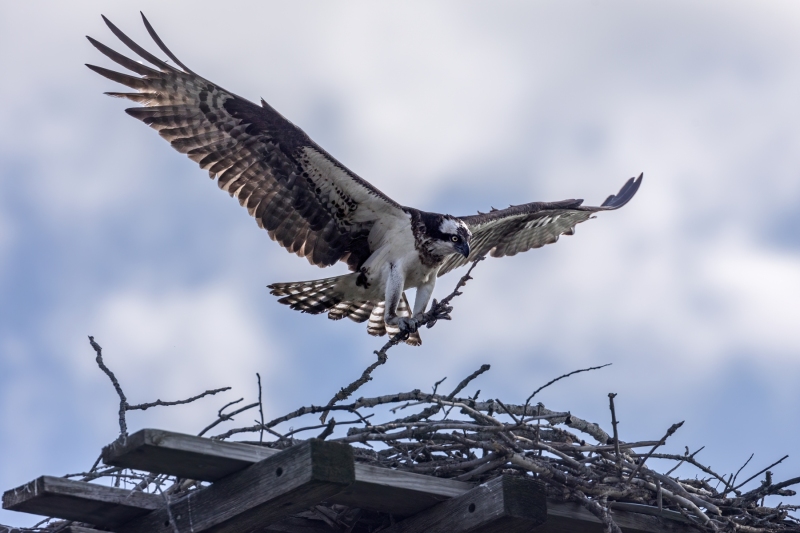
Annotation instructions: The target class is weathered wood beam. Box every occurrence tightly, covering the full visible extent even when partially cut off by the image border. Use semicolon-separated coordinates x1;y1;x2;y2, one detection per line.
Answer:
332;462;470;516
102;429;277;481
2;476;161;527
259;516;345;532
4;431;697;533
541;501;698;533
0;524;101;533
0;522;105;533
103;429;472;516
64;527;108;533
116;439;354;533
380;475;547;533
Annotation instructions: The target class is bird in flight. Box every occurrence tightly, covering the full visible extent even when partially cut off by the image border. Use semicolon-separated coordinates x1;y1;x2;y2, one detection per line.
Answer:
87;14;642;346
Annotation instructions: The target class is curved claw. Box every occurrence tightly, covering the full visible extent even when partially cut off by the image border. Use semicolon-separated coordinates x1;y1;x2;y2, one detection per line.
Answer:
397;316;420;334
427;301;453;324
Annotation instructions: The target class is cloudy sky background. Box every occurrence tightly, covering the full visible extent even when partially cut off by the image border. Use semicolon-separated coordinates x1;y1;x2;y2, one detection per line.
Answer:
2;0;800;526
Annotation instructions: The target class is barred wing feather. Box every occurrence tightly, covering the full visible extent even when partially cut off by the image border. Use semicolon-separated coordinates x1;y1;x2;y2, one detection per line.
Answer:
86;14;406;270
438;174;642;276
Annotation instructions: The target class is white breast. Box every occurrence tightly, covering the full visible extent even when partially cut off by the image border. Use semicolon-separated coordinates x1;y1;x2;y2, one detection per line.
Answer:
363;214;436;292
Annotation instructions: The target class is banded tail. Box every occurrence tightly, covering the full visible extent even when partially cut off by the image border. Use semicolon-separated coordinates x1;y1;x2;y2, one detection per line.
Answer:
366;295;421;346
268;275;421;346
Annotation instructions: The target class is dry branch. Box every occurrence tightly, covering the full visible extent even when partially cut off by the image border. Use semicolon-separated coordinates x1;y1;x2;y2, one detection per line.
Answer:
5;332;799;533
184;367;799;532
319;257;485;422
88;336;230;439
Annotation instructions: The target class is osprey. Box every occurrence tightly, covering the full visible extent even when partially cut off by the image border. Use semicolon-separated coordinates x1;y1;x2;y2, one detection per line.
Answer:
87;14;642;346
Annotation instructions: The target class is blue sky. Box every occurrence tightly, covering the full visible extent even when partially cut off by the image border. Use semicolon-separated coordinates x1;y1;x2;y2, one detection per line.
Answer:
2;1;800;526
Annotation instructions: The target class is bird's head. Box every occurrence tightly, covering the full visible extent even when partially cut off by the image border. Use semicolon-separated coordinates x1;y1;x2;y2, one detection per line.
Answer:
429;216;471;258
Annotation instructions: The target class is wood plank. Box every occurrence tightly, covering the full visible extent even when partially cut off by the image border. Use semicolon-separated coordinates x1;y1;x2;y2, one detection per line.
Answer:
257;516;342;532
102;429;278;481
611;504;699;533
116;439;354;533
380;475;547;533
97;430;698;532
104;428;473;516
0;521;106;532
330;463;472;516
2;476;161;527
540;501;699;533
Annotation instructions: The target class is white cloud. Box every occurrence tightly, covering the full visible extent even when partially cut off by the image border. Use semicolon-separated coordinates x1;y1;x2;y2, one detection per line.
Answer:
700;236;800;356
56;284;285;434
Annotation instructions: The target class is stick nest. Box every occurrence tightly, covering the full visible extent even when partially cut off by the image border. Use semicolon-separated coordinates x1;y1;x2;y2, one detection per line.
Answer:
6;260;798;533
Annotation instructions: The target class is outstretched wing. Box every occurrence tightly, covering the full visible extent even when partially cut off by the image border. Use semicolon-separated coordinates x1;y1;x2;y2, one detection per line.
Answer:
86;14;406;270
438;174;642;276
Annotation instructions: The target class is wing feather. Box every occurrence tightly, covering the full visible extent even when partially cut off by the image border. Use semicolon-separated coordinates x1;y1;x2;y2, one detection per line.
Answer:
87;14;406;269
438;174;642;275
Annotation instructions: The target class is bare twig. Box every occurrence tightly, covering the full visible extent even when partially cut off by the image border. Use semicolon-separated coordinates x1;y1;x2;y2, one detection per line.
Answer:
198;401;259;437
89;336;229;440
627;421;684;480
319;258;485;422
272;417;367;439
317;419;336;440
431;376;447;395
218;398;243;416
127;387;230;411
656;477;662;513
665;445;704;476
608;393;621;471
256;373;265;443
733;456;790;493
454;454;509;481
524;363;612;408
643;451;728;487
89;336;128;437
319;348;392;424
494;399;521;426
743;475;800;502
447;364;490;399
730;452;755;491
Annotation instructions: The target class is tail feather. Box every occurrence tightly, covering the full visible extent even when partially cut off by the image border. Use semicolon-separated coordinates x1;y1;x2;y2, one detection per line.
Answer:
270;276;421;346
329;300;375;323
367;295;421;346
268;276;342;314
367;302;386;336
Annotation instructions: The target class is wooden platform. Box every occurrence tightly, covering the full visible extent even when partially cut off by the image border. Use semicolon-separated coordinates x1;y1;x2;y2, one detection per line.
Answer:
3;428;699;533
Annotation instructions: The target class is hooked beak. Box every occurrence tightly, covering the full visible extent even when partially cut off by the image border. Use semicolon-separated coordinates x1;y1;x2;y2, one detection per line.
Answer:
456;241;470;258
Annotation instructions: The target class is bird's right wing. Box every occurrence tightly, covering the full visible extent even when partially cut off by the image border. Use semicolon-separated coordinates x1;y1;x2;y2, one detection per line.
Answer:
438;174;642;276
87;14;407;270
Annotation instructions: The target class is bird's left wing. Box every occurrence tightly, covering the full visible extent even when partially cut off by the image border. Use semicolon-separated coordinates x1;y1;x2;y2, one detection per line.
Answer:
438;174;642;276
86;14;407;270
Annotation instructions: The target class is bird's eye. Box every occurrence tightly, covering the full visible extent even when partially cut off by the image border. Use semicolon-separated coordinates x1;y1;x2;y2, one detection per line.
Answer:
451;235;459;242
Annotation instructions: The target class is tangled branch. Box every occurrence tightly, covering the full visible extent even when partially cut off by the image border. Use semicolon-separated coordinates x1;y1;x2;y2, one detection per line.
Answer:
319;256;485;422
214;364;797;533
5;357;800;533
88;336;230;438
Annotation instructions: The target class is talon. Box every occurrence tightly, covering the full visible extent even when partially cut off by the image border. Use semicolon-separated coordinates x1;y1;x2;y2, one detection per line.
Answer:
432;304;453;320
397;317;419;333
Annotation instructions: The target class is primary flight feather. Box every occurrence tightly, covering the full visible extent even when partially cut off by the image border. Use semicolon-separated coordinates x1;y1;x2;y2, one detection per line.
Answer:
87;13;642;346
